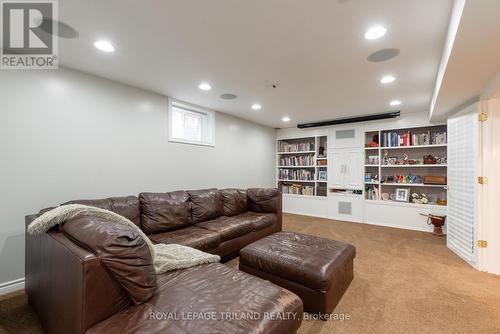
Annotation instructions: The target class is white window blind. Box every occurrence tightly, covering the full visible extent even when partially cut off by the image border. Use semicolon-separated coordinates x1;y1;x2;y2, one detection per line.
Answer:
169;100;214;146
447;110;478;266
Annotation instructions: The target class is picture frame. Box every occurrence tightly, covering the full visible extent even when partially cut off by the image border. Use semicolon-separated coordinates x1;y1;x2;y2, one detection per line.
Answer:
394;188;409;202
318;170;327;181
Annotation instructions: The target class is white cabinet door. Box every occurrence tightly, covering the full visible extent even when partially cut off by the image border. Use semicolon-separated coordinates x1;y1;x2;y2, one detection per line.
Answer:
344;149;363;188
329;149;344;188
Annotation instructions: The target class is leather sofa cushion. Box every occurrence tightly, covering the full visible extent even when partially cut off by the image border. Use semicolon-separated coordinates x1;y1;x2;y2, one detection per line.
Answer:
247;188;280;213
86;263;303;334
239;231;356;291
188;189;223;223
139;191;192;235
60;216;156;305
149;226;220;251
196;216;255;242
220;188;247;216
238;211;277;230
63;196;141;226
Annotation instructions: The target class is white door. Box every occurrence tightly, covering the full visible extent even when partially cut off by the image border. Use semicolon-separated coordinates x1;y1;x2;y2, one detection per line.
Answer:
480;98;500;274
447;108;479;267
344;149;363;188
329;149;344;188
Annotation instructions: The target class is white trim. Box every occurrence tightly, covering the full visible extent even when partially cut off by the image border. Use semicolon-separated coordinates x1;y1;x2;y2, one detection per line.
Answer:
282;193;327;200
283;210;327;218
283;212;438;233
0;278;25;296
364;220;436;233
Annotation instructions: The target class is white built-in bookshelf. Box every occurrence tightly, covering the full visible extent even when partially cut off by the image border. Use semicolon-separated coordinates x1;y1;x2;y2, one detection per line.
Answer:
277;136;328;197
364;125;448;208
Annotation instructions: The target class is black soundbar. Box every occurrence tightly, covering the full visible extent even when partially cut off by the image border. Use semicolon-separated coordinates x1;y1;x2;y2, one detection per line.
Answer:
297;111;400;129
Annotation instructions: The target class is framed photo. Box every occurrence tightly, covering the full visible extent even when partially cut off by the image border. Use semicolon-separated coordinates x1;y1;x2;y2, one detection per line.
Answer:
318;171;327;181
394;188;409;202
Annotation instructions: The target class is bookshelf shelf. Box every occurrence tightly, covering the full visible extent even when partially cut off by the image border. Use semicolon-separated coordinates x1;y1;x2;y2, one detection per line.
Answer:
379;144;447;150
381;164;447;168
365;199;446;209
277;135;328;197
381;183;447;188
277;179;316;182
277;151;316;154
364;125;447;204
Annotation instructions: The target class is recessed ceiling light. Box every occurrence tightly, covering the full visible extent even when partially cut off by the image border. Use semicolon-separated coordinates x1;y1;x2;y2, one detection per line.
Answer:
282;117;291;122
251;104;262;110
198;83;212;91
94;40;115;53
364;25;387;40
390;100;401;106
380;75;396;84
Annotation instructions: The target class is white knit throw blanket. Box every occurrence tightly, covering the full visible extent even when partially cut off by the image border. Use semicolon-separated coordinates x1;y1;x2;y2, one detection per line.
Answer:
27;204;220;274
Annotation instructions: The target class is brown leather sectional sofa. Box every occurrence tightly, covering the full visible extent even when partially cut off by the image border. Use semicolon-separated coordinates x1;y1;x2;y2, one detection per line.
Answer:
25;188;303;334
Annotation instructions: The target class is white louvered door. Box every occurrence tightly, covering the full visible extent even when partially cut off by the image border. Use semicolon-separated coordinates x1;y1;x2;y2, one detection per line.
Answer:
447;109;479;267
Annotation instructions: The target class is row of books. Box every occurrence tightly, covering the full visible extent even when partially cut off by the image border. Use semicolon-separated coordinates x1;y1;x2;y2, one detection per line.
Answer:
278;142;314;152
281;183;315;196
279;155;315;166
278;169;315;181
381;130;447;147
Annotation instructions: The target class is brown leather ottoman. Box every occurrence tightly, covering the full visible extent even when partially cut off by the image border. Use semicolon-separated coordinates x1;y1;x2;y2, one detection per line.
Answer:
239;231;355;315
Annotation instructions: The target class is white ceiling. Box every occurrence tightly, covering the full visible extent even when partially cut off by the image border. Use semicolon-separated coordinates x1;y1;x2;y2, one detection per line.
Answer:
430;0;500;121
58;0;453;128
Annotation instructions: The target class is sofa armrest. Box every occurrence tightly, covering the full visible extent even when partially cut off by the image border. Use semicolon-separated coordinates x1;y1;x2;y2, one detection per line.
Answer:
247;188;282;231
25;215;131;334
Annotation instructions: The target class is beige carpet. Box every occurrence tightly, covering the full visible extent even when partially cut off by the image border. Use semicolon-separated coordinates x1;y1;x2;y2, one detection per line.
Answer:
1;213;499;333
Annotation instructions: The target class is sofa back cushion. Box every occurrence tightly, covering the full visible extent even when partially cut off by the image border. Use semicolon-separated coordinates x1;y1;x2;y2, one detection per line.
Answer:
220;189;248;216
139;191;192;234
247;188;281;213
188;188;223;223
60;215;156;305
63;196;141;226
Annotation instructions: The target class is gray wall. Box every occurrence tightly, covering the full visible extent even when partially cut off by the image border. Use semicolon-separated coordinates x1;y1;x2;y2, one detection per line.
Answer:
0;68;276;285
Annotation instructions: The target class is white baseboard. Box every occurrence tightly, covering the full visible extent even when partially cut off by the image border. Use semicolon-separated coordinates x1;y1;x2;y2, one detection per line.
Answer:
0;278;25;296
364;220;445;234
283;210;327;219
284;212;445;234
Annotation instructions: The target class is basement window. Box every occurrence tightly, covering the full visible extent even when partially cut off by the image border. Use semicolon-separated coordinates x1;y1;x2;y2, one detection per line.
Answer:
168;99;215;146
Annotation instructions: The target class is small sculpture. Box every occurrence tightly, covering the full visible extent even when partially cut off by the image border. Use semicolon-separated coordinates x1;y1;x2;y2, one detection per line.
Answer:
383;150;389;165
